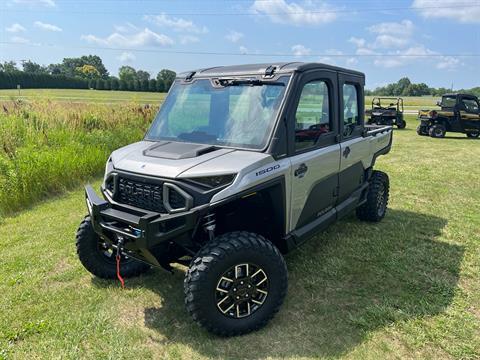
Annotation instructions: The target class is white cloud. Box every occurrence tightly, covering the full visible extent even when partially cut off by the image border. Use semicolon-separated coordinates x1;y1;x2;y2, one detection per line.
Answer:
239;46;248;54
6;23;26;33
349;37;366;48
412;0;480;23
373;45;437;68
13;0;55;7
368;19;414;36
225;30;244;43
10;36;30;44
117;52;136;63
81;28;174;47
437;56;461;70
346;57;358;66
292;44;311;56
374;34;409;49
317;49;343;65
34;21;62;32
251;0;338;26
144;13;208;33
114;22;138;33
179;35;200;44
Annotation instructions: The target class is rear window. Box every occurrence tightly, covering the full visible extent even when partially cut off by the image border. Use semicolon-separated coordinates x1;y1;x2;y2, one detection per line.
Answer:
441;96;456;108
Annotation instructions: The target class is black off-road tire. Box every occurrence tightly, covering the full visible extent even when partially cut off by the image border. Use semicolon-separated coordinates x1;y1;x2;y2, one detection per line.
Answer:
417;125;428;136
429;124;446;138
466;131;479;138
184;231;288;336
356;171;389;222
76;215;150;279
396;119;406;129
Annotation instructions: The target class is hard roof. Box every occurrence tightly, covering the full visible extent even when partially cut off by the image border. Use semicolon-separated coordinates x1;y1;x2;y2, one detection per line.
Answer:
177;62;364;79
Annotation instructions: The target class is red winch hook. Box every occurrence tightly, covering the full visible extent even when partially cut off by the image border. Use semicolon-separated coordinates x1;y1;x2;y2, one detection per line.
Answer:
116;238;125;289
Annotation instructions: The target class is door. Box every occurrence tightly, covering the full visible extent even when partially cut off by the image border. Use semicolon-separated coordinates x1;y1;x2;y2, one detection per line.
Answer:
459;96;480;132
288;71;341;231
338;73;368;203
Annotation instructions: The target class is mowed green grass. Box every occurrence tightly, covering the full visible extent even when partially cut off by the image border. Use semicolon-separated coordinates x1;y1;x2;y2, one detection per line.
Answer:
1;115;479;359
0;89;437;109
0;89;167;104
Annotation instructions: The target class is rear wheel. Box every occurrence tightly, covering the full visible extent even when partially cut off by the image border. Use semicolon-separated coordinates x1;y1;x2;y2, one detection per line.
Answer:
396;119;406;129
76;216;150;279
466;131;479;138
356;171;389;222
184;231;288;336
429;124;446;138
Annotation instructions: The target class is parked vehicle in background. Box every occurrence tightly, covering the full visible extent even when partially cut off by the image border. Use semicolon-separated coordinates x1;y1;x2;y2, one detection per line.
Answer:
417;93;480;138
76;62;393;336
366;97;406;129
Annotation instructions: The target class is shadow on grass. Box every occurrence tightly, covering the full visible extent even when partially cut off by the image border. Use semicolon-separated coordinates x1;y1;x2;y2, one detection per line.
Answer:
93;209;464;358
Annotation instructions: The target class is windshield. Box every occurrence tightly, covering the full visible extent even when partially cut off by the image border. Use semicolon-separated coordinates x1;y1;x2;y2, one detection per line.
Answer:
145;76;290;150
441;96;456;108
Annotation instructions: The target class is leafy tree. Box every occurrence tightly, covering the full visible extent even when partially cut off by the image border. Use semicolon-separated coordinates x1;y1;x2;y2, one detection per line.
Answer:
119;79;128;91
156;79;165;92
136;70;150;82
110;77;119;91
22;60;47;74
61;55;109;79
0;61;18;72
140;79;149;91
157;69;176;90
95;79;104;90
76;64;101;79
148;79;157;92
119;66;137;82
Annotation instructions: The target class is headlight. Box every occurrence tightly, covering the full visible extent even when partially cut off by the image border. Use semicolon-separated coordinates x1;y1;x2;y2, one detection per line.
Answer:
186;174;236;189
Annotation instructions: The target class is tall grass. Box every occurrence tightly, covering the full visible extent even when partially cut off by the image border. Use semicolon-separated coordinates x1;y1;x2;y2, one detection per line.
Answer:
0;99;157;217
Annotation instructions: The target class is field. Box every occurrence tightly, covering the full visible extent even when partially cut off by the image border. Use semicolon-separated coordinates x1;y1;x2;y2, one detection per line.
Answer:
0;90;479;359
0;89;167;105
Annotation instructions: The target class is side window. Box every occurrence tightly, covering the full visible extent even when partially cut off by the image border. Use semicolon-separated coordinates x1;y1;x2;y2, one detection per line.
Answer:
462;99;479;113
294;80;331;151
342;84;360;136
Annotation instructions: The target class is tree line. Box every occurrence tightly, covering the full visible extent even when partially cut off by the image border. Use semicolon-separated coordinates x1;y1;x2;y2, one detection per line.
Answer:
0;55;176;92
366;77;480;98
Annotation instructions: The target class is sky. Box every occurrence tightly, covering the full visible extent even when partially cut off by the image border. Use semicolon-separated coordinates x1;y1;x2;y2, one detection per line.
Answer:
0;0;479;89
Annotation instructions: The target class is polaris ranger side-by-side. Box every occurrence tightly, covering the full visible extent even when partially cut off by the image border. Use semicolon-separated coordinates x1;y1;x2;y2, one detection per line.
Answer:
366;97;406;129
417;93;480;138
77;63;393;336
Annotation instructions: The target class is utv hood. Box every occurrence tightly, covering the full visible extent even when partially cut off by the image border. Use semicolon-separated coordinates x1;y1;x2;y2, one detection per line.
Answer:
110;141;271;178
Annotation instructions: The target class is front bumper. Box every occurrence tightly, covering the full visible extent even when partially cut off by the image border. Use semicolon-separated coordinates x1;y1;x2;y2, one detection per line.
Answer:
85;185;209;267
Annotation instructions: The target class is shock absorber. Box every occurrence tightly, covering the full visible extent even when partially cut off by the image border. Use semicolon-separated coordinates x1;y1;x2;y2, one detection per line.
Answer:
203;213;216;242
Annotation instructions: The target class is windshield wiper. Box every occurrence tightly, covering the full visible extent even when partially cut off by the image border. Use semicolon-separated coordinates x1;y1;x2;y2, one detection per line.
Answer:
217;78;284;87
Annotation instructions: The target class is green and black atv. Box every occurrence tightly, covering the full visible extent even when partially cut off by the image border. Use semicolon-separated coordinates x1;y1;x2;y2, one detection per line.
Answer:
366;97;406;129
417;93;480;138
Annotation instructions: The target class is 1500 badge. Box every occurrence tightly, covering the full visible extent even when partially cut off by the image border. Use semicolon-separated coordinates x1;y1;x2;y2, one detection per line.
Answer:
256;164;280;177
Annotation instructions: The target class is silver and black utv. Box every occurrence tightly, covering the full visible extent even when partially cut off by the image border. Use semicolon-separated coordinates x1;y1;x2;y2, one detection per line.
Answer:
77;62;393;336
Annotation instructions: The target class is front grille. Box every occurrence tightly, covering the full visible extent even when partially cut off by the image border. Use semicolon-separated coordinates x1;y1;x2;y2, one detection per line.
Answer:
117;177;166;213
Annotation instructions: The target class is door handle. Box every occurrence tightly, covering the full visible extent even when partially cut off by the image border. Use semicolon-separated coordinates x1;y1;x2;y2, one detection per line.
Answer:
343;146;351;158
294;163;308;178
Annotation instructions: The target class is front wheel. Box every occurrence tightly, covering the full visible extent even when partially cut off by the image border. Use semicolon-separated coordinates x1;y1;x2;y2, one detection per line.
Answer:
417;125;428;136
466;131;480;138
356;170;389;222
76;216;150;279
184;231;288;336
